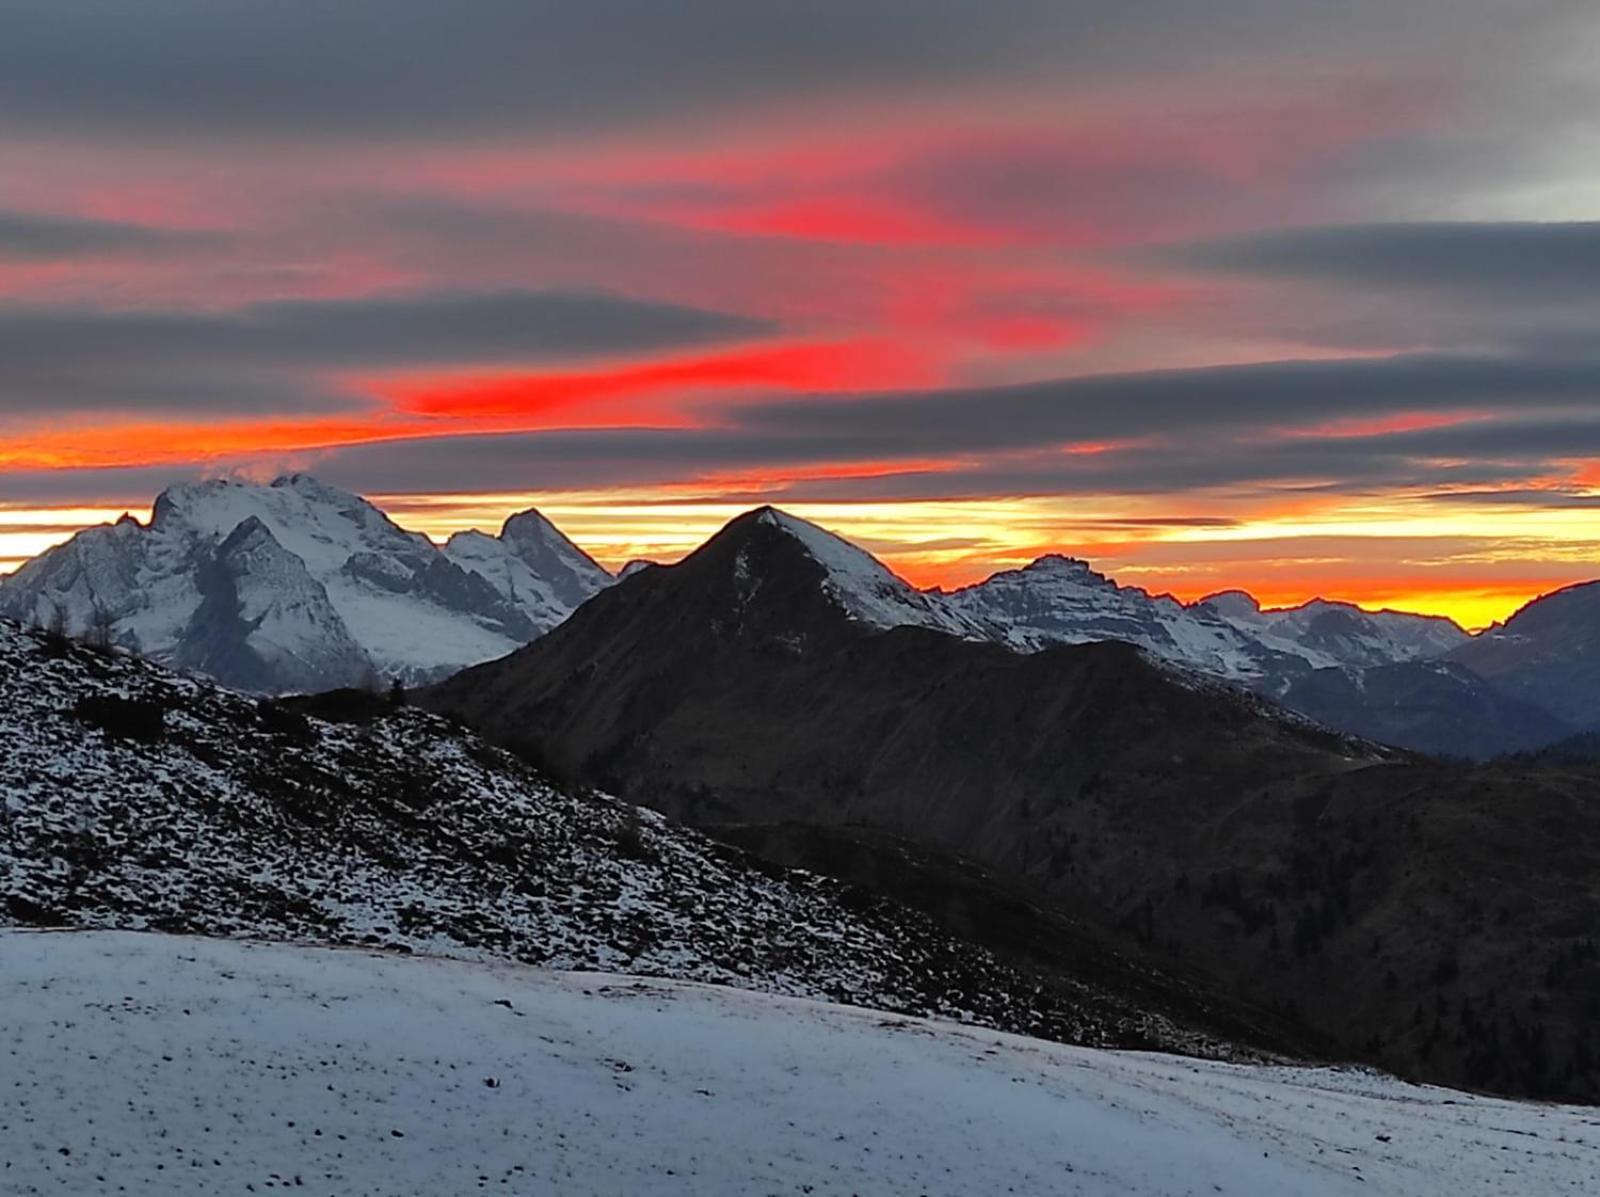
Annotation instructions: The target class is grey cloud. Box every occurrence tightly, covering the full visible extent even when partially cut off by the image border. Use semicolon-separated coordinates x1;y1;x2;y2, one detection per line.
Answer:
0;290;766;371
1418;488;1600;508
6;350;1600;506
1169;223;1600;299
0;210;223;259
0;2;1574;139
0;289;768;415
728;354;1600;454
292;408;1584;503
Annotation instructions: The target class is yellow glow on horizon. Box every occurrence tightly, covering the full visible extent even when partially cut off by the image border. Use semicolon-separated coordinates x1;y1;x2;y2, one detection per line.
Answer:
0;505;150;574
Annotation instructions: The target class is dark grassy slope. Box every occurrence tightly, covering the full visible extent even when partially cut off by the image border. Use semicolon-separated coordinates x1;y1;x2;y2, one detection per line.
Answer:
426;510;1600;1101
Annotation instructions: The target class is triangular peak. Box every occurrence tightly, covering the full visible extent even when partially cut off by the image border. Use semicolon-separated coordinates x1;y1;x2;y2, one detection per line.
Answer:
694;505;985;639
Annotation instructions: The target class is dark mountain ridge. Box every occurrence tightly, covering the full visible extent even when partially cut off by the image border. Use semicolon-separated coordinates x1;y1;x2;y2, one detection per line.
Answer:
0;615;1268;1057
425;506;1600;1101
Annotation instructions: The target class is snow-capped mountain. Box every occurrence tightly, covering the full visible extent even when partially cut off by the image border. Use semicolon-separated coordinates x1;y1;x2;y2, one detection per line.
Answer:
739;513;1514;752
732;511;1466;691
1447;579;1600;727
1196;591;1469;671
0;617;1217;1053
944;556;1280;678
0;474;612;692
942;556;1467;686
749;508;987;640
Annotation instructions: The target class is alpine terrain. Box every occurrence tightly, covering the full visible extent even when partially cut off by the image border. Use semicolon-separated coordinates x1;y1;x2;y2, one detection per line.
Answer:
0;615;1258;1054
0;474;612;692
426;506;1600;1102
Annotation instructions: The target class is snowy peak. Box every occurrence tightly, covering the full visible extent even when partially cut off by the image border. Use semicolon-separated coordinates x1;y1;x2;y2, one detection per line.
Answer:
741;507;986;640
947;552;1273;678
1195;589;1263;620
443;506;611;629
1201;592;1469;671
0;475;614;693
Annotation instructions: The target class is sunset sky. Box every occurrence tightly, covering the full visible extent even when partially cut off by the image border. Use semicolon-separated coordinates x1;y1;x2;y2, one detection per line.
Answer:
4;2;1600;628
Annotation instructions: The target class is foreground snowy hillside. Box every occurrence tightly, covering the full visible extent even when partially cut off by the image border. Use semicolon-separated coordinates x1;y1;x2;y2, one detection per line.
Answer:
6;932;1596;1197
0;618;1202;1050
0;474;611;692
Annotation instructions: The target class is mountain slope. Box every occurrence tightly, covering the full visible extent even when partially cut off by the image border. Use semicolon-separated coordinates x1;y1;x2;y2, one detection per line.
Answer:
0;474;612;691
946;559;1521;756
8;931;1596;1197
944;556;1281;678
424;507;1600;1101
1273;658;1575;759
1449;580;1600;728
947;558;1469;686
1197;591;1469;670
0;617;1251;1054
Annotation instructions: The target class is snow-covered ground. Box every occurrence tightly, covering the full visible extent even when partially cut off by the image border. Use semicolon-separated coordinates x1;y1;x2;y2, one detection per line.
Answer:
6;932;1597;1196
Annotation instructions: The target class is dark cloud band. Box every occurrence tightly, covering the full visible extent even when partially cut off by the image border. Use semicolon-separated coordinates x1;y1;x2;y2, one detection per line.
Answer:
0;289;769;415
0;2;1568;139
1168;222;1600;298
0;210;223;260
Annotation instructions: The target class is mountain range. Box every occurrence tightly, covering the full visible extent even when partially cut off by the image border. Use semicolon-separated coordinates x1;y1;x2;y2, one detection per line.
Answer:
2;476;1596;755
7;483;1600;1102
423;505;1600;1101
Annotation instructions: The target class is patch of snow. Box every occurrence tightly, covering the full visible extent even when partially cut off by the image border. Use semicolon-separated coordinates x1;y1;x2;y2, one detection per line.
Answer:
757;508;986;639
5;931;1596;1197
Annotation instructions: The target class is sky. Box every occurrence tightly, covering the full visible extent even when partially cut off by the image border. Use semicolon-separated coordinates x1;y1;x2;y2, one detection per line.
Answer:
4;2;1600;628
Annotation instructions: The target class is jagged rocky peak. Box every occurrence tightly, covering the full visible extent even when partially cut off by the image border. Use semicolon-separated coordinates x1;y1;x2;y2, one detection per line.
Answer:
1015;554;1101;578
0;474;614;694
443;505;612;619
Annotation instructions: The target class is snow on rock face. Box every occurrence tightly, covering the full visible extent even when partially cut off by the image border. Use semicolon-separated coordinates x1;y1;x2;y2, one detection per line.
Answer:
739;511;1463;690
755;507;987;640
173;515;370;695
1198;593;1470;670
944;555;1280;680
0;620;1195;1050
6;932;1597;1197
0;474;613;692
443;508;611;628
